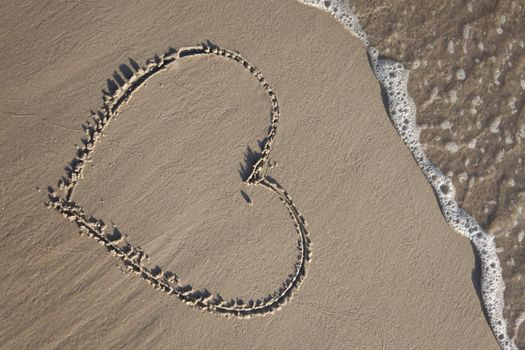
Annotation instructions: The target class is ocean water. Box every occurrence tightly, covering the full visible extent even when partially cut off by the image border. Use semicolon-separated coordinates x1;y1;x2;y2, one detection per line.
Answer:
297;0;525;349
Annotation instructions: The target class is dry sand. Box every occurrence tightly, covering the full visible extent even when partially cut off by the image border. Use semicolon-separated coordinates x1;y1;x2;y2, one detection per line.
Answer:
0;0;500;348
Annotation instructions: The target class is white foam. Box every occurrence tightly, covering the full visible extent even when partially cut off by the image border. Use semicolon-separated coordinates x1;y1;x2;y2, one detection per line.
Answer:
456;68;466;80
496;149;505;163
440;120;453;129
518;126;525;139
463;24;472;40
514;311;525;342
448;90;458;104
296;1;516;348
491;117;502;133
299;0;369;47
472;96;483;107
494;69;502;86
478;41;485;51
448;40;455;54
509;97;518;115
446;142;459;153
505;131;514;145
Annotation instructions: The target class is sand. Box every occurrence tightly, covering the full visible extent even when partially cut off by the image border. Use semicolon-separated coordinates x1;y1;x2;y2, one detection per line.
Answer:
0;0;500;349
348;1;525;345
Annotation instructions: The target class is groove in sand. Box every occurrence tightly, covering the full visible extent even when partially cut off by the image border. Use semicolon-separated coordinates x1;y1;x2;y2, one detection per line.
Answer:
47;43;312;318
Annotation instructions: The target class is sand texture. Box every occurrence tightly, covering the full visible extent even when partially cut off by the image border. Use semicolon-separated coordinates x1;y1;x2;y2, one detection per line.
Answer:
0;1;500;349
349;0;525;344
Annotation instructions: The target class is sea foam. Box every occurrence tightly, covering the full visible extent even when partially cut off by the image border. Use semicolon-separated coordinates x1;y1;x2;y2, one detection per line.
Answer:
296;0;516;348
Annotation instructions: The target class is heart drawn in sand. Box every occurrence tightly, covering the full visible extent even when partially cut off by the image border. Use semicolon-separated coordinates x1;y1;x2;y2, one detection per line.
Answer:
47;43;311;318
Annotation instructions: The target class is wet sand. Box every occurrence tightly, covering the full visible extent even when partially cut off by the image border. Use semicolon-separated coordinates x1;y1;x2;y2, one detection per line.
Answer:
349;0;525;345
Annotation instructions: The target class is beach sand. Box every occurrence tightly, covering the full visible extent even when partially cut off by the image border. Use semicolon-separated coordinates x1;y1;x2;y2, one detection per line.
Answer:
348;1;525;345
0;0;500;348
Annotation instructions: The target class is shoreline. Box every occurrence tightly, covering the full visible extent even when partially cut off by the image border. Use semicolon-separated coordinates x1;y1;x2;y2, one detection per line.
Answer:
296;1;524;348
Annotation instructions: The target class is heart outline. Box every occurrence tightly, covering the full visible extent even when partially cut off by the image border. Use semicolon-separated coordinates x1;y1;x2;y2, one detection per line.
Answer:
47;43;311;318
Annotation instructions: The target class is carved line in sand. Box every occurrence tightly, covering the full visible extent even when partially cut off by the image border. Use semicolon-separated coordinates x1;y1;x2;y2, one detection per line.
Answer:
47;44;311;318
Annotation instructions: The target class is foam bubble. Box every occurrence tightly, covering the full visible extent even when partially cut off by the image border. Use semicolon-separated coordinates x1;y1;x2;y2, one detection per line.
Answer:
446;142;459;153
518;126;525;139
463;24;472;40
448;90;458;104
505;131;514;144
514;311;525;338
440;120;453;129
509;97;518;114
456;68;466;80
491;117;502;133
494;68;502;85
296;1;516;348
478;41;485;51
496;149;505;163
448;40;455;54
299;0;369;47
472;96;483;107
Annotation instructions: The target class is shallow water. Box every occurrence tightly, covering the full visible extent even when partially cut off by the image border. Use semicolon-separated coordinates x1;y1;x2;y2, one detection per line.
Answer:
298;0;525;349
